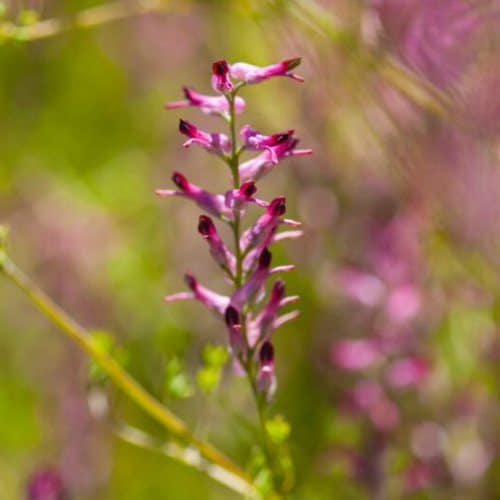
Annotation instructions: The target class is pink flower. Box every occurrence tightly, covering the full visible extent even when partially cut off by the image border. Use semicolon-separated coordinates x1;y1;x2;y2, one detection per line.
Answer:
247;279;299;346
27;468;66;500
369;397;400;432
331;339;382;371
165;86;245;116
239;136;312;181
179;119;231;154
240;125;295;158
256;341;276;398
156;171;233;219
230;248;273;310
386;357;430;388
224;305;246;358
164;273;229;317
224;181;268;211
211;59;233;93
385;283;421;324
336;267;386;307
240;197;300;253
230;58;304;84
198;215;235;273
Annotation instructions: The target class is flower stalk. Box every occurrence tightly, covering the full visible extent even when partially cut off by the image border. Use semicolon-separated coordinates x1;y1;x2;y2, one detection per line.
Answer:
162;58;311;496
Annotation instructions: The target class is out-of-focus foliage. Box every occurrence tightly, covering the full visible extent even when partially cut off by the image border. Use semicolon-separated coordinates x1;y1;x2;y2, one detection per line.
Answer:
1;0;500;498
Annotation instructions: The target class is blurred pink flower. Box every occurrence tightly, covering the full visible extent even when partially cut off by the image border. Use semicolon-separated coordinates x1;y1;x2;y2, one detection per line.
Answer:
27;468;67;500
373;0;481;87
331;339;382;371
336;267;386;307
386;357;430;388
385;283;421;324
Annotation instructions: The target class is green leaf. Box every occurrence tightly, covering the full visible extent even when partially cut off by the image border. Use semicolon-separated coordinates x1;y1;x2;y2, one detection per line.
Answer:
196;367;220;394
164;357;194;399
202;344;228;368
265;415;291;445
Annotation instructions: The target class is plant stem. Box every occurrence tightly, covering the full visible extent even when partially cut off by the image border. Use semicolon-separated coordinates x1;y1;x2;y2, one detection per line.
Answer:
0;254;257;499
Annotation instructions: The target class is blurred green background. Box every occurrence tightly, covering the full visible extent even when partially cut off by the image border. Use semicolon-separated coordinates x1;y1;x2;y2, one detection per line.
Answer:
1;0;499;498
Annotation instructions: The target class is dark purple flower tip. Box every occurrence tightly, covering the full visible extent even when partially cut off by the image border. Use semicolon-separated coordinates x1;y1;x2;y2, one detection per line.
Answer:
283;57;301;71
271;129;294;145
179;119;196;136
225;305;240;326
198;215;215;236
212;59;230;76
172;171;189;191
268;197;286;217
182;86;199;103
259;341;274;364
271;279;286;300
240;181;257;198
184;273;197;290
259;248;272;268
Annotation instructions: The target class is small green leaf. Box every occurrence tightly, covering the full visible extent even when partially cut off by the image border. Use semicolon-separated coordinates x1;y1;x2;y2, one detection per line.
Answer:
164;357;194;399
196;367;220;394
265;415;291;445
202;344;228;368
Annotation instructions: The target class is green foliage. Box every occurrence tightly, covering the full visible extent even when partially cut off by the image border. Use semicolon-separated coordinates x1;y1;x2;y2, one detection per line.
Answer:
164;357;194;399
265;414;291;445
196;344;228;394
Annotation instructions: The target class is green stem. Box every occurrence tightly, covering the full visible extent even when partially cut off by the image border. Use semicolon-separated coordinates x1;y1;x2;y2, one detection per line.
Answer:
0;254;257;499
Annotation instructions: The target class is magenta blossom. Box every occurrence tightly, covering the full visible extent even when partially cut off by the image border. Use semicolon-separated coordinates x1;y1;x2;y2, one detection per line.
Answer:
240;125;295;155
164;273;229;317
240;197;301;253
224;181;268;211
247;280;300;345
156;171;233;220
198;215;235;273
230;58;304;84
179;119;231;154
224;306;246;358
256;341;276;398
239;136;312;181
165;86;245;116
211;59;233;93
